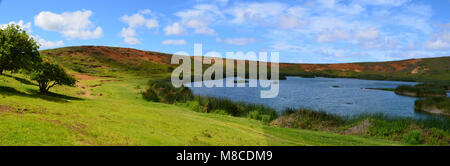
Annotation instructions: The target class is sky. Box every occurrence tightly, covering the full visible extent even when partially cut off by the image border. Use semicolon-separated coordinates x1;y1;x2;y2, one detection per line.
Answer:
1;0;450;63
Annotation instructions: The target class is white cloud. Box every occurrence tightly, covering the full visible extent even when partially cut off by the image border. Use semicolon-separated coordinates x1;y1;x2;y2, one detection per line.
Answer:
34;36;64;48
358;0;410;7
278;15;307;29
120;27;140;45
121;12;158;29
316;29;351;43
355;28;380;40
315;47;346;58
164;22;186;35
174;4;222;35
119;9;159;44
161;39;187;45
227;2;287;25
425;40;450;50
216;37;259;45
424;24;450;51
34;10;103;40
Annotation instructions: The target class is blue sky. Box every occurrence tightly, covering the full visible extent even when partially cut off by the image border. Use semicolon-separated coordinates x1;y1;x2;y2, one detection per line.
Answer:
1;0;450;63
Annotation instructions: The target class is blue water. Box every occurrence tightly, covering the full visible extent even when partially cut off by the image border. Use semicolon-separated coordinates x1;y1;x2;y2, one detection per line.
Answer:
187;77;439;118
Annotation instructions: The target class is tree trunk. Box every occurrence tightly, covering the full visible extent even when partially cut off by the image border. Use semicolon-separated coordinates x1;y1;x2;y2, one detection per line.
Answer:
0;69;3;75
39;83;49;94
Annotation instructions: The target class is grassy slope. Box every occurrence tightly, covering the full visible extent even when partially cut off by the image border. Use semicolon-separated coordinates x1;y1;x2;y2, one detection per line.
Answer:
10;45;447;145
0;73;399;146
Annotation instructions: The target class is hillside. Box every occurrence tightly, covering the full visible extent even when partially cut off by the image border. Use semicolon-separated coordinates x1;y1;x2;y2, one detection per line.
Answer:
40;46;450;83
0;46;412;145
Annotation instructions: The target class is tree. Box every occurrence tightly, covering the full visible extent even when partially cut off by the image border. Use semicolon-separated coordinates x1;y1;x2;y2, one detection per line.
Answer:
31;62;77;94
0;24;42;74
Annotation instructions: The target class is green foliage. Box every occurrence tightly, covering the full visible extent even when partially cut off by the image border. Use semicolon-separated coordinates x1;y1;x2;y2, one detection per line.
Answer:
276;110;449;145
187;96;278;123
395;84;446;97
277;108;345;130
143;79;278;123
368;119;410;139
30;62;77;93
415;97;450;114
402;130;423;145
423;128;448;145
143;79;193;104
142;88;159;102
0;24;42;74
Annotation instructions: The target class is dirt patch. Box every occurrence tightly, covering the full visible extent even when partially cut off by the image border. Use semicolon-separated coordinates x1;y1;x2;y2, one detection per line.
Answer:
76;83;92;99
271;116;297;128
100;80;120;83
43;118;89;136
0;105;14;113
341;120;372;135
71;73;100;81
417;107;450;117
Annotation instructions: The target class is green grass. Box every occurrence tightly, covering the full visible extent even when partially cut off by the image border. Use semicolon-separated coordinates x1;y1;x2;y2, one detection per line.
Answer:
5;46;449;146
395;84;447;97
273;109;450;145
0;71;402;146
415;98;450;115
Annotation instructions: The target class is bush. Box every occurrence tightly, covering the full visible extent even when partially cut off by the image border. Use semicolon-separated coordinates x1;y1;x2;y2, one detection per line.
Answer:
423;128;448;145
142;88;159;102
415;97;450;115
402;130;423;145
31;62;77;93
143;79;193;104
274;108;345;130
395;84;446;97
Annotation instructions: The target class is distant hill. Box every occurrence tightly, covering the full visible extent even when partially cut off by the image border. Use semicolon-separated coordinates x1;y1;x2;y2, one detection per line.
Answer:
40;46;450;83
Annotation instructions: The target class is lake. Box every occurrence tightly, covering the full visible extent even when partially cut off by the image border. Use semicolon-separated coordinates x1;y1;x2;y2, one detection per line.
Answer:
187;77;439;118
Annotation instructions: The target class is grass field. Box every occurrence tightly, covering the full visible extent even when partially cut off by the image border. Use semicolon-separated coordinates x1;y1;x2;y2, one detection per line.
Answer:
3;46;449;146
0;71;401;146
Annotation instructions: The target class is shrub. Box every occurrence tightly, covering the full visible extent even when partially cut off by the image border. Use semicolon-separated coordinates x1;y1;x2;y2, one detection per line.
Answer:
415;97;450;115
395;84;446;97
30;62;77;94
142;88;159;102
144;79;193;104
273;108;345;130
402;130;423;145
423;128;448;145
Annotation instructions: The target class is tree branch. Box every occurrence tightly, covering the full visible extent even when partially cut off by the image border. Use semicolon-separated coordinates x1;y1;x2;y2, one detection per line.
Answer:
46;82;57;91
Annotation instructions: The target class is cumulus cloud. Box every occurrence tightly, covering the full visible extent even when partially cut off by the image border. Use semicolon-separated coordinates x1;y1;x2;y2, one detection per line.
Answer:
34;35;65;48
316;29;351;43
164;22;186;35
227;2;287;25
424;24;450;51
425;39;450;50
34;10;103;40
278;15;307;29
357;0;410;7
161;39;187;45
120;9;159;45
172;4;222;35
216;37;259;45
315;47;346;58
355;28;380;40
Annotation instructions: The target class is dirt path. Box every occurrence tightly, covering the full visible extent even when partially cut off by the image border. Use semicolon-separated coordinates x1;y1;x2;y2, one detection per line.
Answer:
76;82;92;99
70;73;100;99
